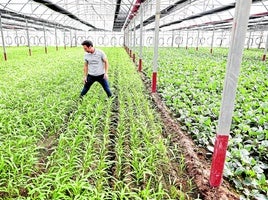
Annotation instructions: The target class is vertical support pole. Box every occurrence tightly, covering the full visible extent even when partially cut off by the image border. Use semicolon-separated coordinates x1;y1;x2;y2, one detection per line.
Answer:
15;30;19;47
130;25;132;58
128;27;130;54
70;29;72;47
139;2;144;72
26;19;31;56
209;0;252;187
126;29;129;50
129;26;132;55
125;28;128;52
171;30;175;47
210;26;215;54
220;31;224;47
124;29;126;49
262;33;268;61
178;31;181;48
55;25;58;51
196;30;200;51
64;28;66;49
247;31;252;50
126;28;129;54
43;24;47;54
152;0;160;93
258;31;263;49
0;14;7;61
74;30;77;47
186;30;189;49
133;17;136;64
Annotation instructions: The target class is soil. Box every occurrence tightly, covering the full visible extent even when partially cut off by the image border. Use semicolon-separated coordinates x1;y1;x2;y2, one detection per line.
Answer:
140;71;240;200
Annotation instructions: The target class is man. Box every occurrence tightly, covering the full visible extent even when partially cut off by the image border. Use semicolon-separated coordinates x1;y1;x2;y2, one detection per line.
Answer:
80;40;112;98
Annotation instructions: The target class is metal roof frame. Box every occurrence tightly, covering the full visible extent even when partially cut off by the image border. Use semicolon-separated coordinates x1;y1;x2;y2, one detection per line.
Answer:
0;0;268;32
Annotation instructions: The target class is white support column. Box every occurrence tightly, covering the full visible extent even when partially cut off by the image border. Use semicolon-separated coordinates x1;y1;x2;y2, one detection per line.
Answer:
64;28;66;49
15;30;19;47
55;25;58;51
171;30;175;47
26;19;31;56
126;29;129;48
196;29;200;51
139;2;144;71
126;28;128;53
133;17;136;64
129;26;132;57
210;0;252;187
186;30;189;49
43;24;47;54
247;31;252;50
210;26;215;54
124;29;126;48
220;31;224;47
258;31;263;49
262;33;268;61
152;0;160;93
0;14;7;61
70;29;72;47
177;31;181;48
74;30;77;47
126;27;129;54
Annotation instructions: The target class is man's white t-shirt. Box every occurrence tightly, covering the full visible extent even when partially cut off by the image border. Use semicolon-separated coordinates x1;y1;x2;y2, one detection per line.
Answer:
84;49;106;76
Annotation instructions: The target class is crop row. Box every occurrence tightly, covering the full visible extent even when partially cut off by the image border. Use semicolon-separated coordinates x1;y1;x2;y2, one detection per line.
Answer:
0;47;197;199
139;47;267;199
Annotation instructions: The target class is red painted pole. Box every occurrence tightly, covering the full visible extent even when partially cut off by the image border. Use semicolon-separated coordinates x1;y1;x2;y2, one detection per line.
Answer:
152;72;157;93
138;3;144;73
133;53;135;63
4;52;7;61
138;59;142;71
262;54;266;61
151;0;160;93
209;135;229;186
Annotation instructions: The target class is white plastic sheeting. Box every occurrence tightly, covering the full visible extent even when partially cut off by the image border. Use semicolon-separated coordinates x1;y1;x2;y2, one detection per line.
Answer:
0;0;267;47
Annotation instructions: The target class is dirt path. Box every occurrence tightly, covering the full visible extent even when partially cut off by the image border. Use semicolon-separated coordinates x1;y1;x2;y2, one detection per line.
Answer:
140;72;240;200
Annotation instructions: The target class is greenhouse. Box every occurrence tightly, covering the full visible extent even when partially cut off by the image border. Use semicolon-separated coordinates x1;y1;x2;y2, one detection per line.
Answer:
0;0;267;199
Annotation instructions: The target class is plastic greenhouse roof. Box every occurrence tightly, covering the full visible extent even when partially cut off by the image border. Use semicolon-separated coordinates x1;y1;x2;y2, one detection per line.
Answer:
0;0;267;32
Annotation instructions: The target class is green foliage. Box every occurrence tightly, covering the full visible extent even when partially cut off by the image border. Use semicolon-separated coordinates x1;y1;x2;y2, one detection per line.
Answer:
0;47;194;199
141;47;268;199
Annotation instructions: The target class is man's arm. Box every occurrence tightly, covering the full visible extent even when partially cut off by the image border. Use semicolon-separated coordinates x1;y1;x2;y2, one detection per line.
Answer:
103;58;109;80
83;62;88;83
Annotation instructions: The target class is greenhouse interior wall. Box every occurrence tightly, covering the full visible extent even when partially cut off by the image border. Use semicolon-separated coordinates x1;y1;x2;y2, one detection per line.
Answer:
1;29;267;48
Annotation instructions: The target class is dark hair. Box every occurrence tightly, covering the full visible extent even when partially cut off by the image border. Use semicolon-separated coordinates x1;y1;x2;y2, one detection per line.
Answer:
81;40;93;47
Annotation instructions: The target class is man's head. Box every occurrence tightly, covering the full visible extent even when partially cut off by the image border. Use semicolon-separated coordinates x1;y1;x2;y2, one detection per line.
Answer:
81;40;94;53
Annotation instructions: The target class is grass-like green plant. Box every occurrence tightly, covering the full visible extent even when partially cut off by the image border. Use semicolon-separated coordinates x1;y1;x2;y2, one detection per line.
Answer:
0;46;196;199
